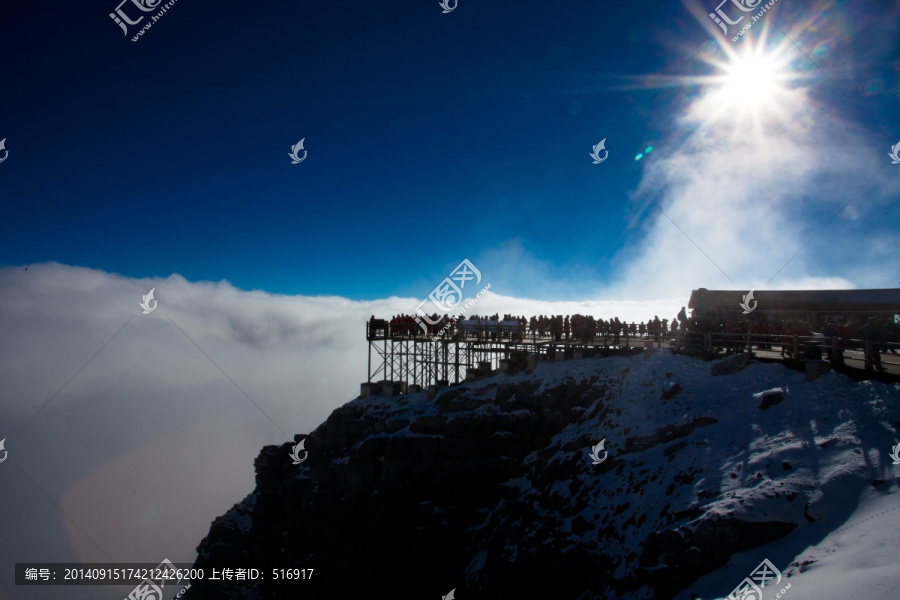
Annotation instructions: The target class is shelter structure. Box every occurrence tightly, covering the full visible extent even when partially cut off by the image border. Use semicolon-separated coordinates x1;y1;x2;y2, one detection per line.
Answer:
688;288;900;329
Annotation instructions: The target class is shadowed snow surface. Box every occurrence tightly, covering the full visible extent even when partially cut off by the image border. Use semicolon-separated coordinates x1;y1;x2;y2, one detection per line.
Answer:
187;350;900;600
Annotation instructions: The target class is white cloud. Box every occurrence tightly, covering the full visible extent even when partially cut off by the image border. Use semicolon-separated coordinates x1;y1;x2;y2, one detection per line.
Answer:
605;43;899;298
0;261;688;599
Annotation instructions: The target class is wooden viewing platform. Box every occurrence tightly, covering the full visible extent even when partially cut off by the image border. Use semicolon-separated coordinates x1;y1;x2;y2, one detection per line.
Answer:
363;320;900;397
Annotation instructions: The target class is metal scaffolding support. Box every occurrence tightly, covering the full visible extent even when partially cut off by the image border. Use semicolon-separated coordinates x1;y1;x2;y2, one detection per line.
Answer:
366;321;564;389
367;334;476;388
363;309;900;394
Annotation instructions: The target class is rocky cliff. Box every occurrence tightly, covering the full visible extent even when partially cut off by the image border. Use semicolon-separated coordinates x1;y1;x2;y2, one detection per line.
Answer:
182;349;900;599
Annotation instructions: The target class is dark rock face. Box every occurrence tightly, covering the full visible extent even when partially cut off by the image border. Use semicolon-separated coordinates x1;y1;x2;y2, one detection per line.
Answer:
623;417;717;453
758;390;785;410
662;380;681;399
642;519;796;598
805;359;830;381
710;352;750;376
183;361;811;600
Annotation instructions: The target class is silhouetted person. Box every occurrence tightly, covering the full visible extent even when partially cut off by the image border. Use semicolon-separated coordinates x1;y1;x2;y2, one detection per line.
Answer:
823;320;844;366
884;319;899;354
857;317;886;371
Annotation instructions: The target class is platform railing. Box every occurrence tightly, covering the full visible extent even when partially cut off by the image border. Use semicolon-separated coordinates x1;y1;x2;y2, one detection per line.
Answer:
673;331;899;369
369;322;898;367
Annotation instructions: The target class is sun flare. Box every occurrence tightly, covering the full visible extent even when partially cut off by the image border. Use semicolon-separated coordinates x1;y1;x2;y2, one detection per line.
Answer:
690;34;804;129
719;52;783;108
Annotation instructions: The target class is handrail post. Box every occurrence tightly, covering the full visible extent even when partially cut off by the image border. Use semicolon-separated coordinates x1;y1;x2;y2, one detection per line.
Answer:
793;335;799;359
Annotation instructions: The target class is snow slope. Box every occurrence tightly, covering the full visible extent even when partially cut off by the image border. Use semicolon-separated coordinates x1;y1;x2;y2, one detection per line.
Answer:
188;348;900;599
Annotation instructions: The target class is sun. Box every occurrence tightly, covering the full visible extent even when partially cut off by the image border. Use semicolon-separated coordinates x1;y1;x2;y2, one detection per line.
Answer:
686;36;803;129
718;51;783;108
611;21;809;131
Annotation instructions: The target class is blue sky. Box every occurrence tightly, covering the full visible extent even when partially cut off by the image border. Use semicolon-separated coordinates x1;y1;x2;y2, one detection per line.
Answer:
1;2;900;597
3;0;896;303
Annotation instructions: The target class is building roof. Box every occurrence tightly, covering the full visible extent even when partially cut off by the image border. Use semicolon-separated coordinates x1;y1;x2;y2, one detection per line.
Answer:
688;288;900;312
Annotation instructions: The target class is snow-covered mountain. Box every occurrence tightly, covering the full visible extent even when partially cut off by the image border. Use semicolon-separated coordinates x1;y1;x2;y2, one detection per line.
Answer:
183;349;900;600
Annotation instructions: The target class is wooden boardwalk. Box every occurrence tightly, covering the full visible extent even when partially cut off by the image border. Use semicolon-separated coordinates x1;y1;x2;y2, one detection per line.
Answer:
365;322;900;391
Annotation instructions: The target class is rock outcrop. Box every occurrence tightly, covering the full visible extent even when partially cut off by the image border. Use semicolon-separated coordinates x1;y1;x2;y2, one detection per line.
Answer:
183;351;891;600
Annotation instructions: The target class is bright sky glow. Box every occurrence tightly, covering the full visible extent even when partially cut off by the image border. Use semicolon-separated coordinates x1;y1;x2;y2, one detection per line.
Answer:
719;52;782;107
695;33;800;128
2;2;900;594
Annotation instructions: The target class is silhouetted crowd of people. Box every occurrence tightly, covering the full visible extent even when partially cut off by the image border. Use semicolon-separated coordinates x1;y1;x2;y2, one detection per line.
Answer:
370;309;898;372
372;312;682;347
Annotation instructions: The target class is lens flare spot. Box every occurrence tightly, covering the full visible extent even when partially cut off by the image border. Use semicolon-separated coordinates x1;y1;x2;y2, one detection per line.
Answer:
644;146;653;154
140;505;161;524
859;79;884;96
842;205;859;220
568;100;582;115
635;153;644;161
796;115;814;133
